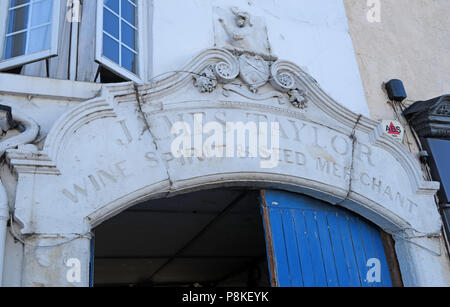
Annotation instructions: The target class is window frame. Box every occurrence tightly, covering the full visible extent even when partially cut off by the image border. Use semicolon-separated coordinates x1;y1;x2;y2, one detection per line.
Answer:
423;138;450;204
0;0;61;71
422;137;450;241
95;0;148;83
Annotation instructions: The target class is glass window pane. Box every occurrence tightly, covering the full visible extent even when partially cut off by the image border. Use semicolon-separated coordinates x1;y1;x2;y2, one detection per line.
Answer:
121;46;136;73
4;32;27;59
28;25;51;53
103;34;119;64
121;0;136;25
7;6;29;34
31;0;53;27
103;8;119;38
104;0;119;13
4;0;55;60
121;21;136;50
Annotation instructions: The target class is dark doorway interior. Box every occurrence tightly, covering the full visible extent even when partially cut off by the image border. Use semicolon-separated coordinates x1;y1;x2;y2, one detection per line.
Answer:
93;189;271;287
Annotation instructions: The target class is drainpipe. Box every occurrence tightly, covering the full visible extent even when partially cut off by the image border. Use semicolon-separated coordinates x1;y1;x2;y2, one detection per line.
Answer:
0;111;39;287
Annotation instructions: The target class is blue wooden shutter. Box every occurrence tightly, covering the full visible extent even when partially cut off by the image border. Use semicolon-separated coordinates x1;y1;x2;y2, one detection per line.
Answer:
261;190;393;287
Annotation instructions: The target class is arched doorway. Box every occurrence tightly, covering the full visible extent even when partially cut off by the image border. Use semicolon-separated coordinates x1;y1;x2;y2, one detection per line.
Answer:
93;189;271;287
8;48;445;287
91;188;398;287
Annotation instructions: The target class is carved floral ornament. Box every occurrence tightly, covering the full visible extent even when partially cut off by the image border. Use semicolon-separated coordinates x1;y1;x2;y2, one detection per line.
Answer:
193;52;309;109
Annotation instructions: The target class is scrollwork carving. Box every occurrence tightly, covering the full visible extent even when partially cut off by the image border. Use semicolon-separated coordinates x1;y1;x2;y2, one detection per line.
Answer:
193;53;239;93
214;61;239;83
271;72;296;92
192;51;307;110
436;103;450;116
270;60;298;93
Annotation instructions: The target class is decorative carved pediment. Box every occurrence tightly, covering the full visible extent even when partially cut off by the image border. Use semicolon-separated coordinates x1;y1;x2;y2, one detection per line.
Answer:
192;49;309;109
6;48;441;239
404;95;450;139
434;97;450;116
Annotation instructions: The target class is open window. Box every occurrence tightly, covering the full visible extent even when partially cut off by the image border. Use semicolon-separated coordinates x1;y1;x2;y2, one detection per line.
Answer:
95;0;148;83
0;0;60;71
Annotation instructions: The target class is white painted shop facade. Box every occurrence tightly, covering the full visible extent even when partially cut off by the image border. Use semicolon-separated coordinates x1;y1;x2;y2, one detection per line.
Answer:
0;1;449;287
0;47;447;286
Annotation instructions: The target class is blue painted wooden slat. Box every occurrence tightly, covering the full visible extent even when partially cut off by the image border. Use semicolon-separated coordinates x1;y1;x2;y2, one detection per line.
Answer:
267;207;291;287
368;224;393;287
280;209;303;286
261;190;393;287
315;211;340;287
304;211;328;286
357;218;382;287
347;215;372;287
353;217;378;287
336;211;362;287
326;212;351;286
292;210;316;287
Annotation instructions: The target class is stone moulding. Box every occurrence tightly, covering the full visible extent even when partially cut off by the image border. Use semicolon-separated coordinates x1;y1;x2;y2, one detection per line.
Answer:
44;99;117;166
138;49;377;132
6;48;442;237
139;48;240;99
49;51;435;187
6;149;59;176
369;122;440;196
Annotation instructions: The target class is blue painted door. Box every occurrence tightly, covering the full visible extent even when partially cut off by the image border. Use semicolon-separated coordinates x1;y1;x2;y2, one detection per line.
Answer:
260;190;393;287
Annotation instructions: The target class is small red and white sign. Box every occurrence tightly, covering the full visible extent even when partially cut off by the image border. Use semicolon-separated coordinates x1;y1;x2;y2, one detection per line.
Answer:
381;120;404;142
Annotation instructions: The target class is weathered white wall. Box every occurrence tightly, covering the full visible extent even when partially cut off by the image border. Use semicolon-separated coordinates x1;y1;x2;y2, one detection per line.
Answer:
0;0;449;287
0;74;102;146
152;0;370;116
344;0;450;284
2;230;23;287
